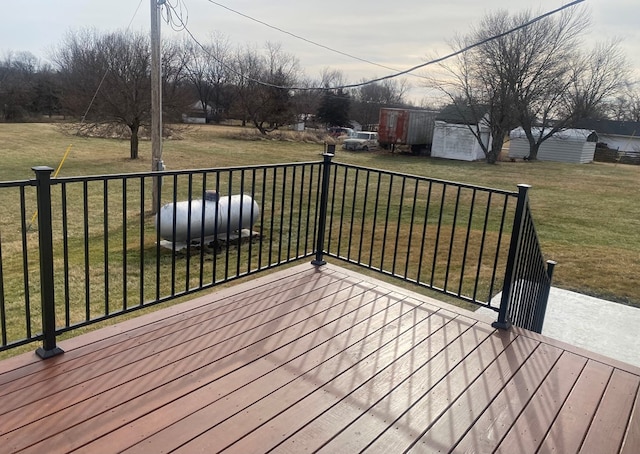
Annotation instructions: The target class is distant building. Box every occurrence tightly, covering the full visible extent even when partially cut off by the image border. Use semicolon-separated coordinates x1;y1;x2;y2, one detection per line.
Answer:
509;128;597;163
431;105;490;161
182;101;224;124
573;119;640;153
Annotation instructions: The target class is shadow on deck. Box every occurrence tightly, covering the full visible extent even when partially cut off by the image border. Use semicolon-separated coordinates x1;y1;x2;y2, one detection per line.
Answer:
1;263;639;453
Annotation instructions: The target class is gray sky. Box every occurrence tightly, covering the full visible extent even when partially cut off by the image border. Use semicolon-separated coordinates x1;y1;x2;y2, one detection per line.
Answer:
2;0;638;104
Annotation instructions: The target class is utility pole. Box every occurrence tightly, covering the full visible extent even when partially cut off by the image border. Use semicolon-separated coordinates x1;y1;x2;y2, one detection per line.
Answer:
150;0;163;214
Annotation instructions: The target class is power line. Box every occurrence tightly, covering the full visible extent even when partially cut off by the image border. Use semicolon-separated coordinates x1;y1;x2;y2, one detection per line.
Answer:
126;0;146;30
205;0;409;76
80;0;146;124
161;0;189;32
168;6;302;91
170;0;585;93
330;0;587;90
28;0;147;229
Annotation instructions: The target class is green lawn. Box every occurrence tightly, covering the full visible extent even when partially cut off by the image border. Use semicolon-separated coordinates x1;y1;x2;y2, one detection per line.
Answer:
1;122;639;308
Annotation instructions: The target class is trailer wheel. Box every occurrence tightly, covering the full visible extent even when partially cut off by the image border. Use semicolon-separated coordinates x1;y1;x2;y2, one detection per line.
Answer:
362;146;369;151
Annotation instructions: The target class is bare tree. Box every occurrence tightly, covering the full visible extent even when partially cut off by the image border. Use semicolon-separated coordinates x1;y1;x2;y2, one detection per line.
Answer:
54;30;150;158
183;32;233;123
319;68;347;89
564;40;629;119
290;75;320;125
625;87;640;122
608;85;640;122
161;38;193;123
478;9;588;160
429;31;518;163
53;29;188;159
429;6;629;161
603;82;640;122
232;42;301;134
350;78;411;128
0;51;42;121
520;37;628;159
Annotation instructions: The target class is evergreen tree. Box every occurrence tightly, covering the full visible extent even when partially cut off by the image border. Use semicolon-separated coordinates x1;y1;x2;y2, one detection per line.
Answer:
316;89;351;127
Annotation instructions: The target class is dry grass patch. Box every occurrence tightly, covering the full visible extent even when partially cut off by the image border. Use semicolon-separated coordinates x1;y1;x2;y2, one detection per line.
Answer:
1;121;638;315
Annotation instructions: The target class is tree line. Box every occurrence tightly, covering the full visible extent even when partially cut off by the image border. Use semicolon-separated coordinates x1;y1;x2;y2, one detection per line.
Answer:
1;5;638;162
0;29;412;159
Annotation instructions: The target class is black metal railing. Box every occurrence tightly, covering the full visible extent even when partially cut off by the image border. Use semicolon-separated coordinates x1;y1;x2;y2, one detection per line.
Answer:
314;156;554;334
320;161;517;308
0;153;554;357
493;185;556;333
0;161;323;356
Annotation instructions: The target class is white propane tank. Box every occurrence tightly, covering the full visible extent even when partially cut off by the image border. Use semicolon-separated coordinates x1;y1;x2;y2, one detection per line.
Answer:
156;192;260;243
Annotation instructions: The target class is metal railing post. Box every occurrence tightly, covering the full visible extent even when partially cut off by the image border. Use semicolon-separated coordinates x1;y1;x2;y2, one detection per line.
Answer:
493;184;530;330
533;260;557;333
312;145;334;266
32;166;64;359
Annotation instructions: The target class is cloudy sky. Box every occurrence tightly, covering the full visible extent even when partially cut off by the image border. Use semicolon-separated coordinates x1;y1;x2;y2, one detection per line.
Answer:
2;0;638;104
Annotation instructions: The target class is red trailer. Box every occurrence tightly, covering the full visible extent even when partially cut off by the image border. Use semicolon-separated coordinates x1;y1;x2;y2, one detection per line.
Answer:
378;108;437;154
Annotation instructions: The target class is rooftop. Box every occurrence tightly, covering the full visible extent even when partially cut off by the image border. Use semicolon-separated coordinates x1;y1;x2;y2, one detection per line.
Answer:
573;119;640;137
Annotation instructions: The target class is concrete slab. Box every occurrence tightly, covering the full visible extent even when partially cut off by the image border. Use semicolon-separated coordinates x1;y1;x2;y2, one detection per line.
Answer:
477;287;640;368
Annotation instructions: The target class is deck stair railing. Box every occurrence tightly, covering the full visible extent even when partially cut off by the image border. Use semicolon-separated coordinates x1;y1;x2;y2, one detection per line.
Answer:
0;154;554;358
313;153;554;334
492;184;556;333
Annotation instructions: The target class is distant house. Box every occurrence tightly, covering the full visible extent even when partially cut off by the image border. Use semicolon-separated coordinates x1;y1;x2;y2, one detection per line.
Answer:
572;119;640;153
182;101;224;124
431;105;490;161
509;128;597;163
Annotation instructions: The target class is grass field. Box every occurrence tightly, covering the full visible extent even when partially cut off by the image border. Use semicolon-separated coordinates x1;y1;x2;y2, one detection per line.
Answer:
1;121;639;311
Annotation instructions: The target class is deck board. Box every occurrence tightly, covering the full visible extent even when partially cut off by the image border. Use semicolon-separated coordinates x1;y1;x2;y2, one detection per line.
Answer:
538;359;613;453
120;291;426;453
1;262;638;454
580;369;640;453
221;311;479;453
0;265;335;388
494;351;588;453
407;334;539;451
6;268;370;452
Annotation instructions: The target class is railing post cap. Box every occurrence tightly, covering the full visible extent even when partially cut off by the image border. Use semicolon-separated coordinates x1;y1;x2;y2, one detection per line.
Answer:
324;143;336;158
517;183;532;189
32;166;55;173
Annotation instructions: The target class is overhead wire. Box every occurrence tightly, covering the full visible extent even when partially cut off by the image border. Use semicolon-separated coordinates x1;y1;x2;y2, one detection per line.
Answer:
342;0;587;88
205;0;411;76
80;0;146;123
162;0;189;32
170;0;586;92
28;0;146;231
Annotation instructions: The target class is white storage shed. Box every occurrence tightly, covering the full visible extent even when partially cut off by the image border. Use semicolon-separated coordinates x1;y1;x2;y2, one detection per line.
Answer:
509;128;597;163
431;121;489;161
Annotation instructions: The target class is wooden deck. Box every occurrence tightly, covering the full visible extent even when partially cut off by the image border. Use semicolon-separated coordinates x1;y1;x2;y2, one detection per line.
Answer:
1;263;639;453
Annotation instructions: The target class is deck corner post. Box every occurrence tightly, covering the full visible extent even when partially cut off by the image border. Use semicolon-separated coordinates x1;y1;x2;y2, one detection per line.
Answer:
493;184;530;331
32;166;64;359
312;145;335;266
532;259;557;333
